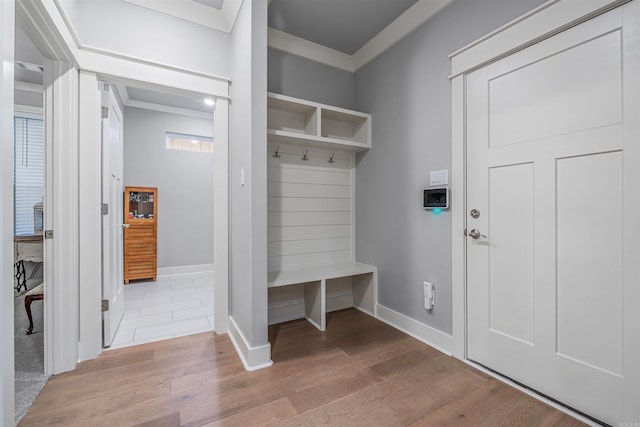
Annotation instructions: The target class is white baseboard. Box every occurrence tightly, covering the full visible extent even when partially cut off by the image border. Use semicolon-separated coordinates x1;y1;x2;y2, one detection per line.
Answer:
228;316;273;371
375;303;453;356
157;263;213;277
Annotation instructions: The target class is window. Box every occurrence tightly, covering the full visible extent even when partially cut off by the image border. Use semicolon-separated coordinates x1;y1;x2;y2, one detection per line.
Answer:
165;131;214;153
14;114;45;236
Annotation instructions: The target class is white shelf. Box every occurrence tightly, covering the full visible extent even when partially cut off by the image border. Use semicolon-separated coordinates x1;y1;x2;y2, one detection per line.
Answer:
268;262;377;288
267;92;371;152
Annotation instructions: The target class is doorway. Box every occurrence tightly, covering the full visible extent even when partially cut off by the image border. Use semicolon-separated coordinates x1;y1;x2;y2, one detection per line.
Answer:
102;81;217;349
461;2;640;425
13;23;48;424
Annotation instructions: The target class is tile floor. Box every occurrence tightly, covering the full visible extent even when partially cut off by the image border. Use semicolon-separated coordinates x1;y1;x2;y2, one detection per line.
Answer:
109;271;214;350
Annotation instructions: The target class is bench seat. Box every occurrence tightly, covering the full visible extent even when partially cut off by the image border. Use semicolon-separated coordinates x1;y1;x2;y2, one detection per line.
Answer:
267;261;377;331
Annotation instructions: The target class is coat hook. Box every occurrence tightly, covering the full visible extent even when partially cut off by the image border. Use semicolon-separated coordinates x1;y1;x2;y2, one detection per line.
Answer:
328;153;335;164
272;146;281;158
302;149;309;161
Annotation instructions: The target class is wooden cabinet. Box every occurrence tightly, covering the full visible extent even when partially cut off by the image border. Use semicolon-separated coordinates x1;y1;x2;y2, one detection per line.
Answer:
123;186;157;284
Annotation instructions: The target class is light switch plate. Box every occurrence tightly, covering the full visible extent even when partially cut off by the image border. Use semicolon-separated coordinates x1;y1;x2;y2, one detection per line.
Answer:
429;169;449;186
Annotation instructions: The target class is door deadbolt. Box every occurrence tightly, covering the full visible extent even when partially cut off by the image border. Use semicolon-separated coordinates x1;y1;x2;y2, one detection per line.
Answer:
470;209;480;219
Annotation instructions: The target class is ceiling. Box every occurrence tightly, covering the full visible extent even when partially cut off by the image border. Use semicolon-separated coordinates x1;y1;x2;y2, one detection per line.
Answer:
14;0;454;109
268;0;418;55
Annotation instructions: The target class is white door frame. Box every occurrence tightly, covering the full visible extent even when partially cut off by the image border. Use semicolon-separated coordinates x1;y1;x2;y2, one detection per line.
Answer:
16;0;230;369
1;0;16;424
450;1;640;421
450;0;630;361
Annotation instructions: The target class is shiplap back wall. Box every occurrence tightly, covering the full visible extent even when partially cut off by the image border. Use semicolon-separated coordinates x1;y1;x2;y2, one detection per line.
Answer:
267;141;356;324
267;141;354;272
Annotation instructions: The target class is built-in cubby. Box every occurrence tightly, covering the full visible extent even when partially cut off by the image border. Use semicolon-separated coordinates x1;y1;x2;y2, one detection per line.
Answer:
267;92;371;152
267;93;376;331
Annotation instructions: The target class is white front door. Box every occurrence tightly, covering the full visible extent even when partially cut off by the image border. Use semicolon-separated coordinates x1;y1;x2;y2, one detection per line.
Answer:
101;82;125;347
466;3;640;425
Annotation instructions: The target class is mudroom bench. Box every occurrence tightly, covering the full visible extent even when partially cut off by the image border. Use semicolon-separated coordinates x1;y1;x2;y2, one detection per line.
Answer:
267;261;377;331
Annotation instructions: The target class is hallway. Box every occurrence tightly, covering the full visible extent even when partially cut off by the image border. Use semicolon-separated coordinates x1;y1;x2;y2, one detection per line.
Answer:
110;272;214;349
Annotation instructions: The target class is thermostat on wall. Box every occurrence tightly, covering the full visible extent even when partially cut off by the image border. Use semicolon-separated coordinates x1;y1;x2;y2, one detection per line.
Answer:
423;187;449;210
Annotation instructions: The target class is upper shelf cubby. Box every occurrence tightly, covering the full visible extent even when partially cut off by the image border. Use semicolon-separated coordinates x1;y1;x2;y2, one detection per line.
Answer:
267;92;371;152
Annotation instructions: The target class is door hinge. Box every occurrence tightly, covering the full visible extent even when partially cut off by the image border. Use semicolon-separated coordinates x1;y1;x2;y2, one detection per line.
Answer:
101;299;109;312
101;106;109;119
101;203;109;215
44;230;53;239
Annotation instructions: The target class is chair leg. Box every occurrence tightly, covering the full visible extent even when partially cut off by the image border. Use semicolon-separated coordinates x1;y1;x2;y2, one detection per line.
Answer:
25;294;43;335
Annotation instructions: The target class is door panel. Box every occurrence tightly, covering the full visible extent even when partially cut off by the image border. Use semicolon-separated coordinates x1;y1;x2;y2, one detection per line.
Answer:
489;29;622;147
101;83;124;347
466;3;639;424
488;163;535;345
556;151;623;375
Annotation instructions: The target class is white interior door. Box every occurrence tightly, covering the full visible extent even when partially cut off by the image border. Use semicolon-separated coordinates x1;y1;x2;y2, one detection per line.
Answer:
466;3;640;425
101;82;125;347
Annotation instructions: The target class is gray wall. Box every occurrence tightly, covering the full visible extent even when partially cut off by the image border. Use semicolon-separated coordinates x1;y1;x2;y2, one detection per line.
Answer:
123;107;214;269
229;0;269;347
14;90;42;108
268;48;354;109
354;0;547;334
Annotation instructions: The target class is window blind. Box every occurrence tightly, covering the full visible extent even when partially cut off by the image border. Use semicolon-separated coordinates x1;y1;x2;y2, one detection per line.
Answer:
14;115;45;236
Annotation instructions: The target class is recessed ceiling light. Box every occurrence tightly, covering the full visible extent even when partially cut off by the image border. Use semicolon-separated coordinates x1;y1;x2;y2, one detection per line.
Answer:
204;98;215;106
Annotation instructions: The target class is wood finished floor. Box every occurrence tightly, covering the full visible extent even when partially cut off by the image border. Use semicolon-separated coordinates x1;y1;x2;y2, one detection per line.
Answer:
19;309;586;427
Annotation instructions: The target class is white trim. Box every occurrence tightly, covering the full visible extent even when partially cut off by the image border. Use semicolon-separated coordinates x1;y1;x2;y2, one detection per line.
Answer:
125;99;214;120
213;98;229;334
228;316;273;371
121;0;242;33
449;0;628;77
44;58;80;375
77;72;102;362
157;263;213;277
268;28;354;72
352;0;453;70
267;0;453;72
450;75;466;360
375;304;453;356
14;104;43;116
15;81;43;93
78;48;229;99
466;361;599;426
1;0;15;423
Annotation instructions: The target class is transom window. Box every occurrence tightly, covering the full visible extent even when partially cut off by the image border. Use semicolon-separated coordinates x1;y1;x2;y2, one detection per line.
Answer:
165;132;213;153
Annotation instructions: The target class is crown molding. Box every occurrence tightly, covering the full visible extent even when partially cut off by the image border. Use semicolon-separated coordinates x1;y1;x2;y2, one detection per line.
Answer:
268;28;354;72
268;0;454;72
353;0;453;70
